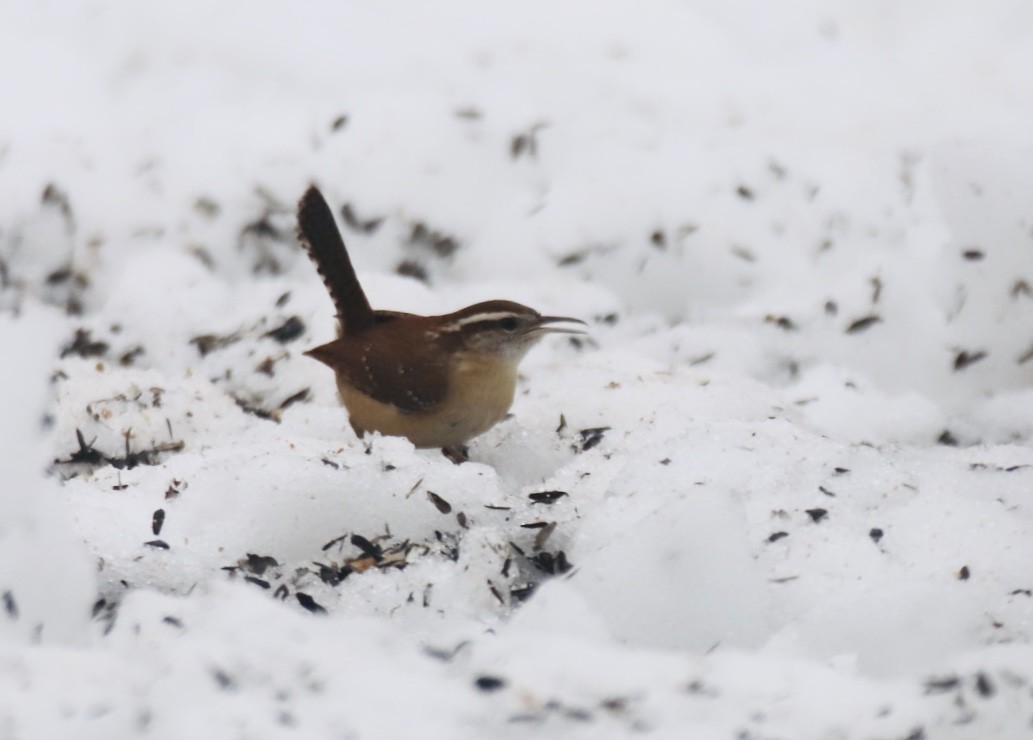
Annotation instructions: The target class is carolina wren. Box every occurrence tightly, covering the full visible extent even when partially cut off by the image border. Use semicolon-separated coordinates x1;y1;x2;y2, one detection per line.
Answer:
296;185;584;452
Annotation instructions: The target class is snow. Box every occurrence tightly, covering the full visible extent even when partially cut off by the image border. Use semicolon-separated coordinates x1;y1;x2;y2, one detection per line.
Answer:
3;0;1033;736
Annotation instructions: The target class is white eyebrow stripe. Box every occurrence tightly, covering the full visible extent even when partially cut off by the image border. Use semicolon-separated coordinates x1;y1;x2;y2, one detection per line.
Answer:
451;312;524;327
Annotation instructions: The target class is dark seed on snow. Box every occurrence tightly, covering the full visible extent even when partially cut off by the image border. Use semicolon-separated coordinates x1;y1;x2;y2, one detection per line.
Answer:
974;672;995;697
211;668;236;691
264;315;306;344
350;534;382;560
924;675;960;693
427;491;452;514
244;554;279;575
845;315;882;334
295;593;327;614
805;508;828;523
577;427;610;452
475;675;507;692
953;350;988;372
2;591;17;619
151;509;165;536
528;490;568;504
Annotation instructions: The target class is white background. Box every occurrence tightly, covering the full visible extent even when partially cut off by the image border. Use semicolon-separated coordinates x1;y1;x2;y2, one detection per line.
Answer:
3;1;1033;736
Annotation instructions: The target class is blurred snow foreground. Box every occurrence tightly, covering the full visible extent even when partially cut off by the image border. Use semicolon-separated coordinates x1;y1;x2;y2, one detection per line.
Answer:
3;0;1033;737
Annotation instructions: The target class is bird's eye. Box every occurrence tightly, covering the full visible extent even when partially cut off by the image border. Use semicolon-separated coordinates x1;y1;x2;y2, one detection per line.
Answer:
498;317;519;331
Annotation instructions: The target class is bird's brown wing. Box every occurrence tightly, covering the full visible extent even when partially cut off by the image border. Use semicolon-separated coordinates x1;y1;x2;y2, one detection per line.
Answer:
305;318;450;414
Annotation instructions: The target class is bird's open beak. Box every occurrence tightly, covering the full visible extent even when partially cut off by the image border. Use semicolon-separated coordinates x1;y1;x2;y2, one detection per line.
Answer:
531;316;588;335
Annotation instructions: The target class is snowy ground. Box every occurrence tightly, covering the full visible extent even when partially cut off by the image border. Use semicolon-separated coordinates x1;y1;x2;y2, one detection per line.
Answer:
3;0;1033;737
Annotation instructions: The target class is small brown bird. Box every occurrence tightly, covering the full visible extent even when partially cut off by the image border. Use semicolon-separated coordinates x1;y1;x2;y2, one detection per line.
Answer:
296;185;584;456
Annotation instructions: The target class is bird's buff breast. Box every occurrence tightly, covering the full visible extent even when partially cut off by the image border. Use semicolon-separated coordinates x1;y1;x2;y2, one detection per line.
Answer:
337;355;518;448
